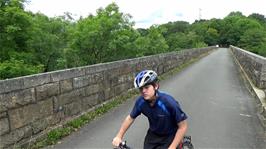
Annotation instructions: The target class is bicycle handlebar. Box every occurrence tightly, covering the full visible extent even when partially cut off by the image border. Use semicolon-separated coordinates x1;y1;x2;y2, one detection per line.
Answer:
113;141;131;149
113;136;193;149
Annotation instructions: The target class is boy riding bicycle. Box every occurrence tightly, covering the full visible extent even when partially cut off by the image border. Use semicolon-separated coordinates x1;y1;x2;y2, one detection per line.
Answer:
112;70;188;149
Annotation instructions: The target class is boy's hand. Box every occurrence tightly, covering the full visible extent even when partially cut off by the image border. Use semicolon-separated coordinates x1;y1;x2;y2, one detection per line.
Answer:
112;137;122;147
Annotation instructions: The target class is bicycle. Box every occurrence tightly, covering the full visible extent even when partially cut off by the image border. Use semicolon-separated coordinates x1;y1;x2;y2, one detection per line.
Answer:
113;135;194;149
178;135;194;149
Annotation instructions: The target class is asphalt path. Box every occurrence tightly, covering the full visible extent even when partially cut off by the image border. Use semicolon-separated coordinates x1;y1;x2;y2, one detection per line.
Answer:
48;48;266;149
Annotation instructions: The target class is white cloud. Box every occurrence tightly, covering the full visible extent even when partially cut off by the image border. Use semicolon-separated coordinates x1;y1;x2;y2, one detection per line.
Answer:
25;0;266;28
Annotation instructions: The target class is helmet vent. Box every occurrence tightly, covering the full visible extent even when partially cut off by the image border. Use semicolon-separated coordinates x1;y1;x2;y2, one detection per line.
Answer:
144;76;150;83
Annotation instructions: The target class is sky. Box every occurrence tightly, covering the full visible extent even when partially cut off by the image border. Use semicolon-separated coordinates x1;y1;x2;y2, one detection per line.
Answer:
25;0;266;29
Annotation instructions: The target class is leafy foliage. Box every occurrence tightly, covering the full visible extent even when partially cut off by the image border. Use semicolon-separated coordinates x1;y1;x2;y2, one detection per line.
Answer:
67;3;135;67
1;1;266;79
0;58;43;79
0;0;32;61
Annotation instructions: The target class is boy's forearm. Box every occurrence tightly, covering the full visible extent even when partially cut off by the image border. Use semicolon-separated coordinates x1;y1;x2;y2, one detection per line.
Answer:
169;120;188;148
116;115;134;138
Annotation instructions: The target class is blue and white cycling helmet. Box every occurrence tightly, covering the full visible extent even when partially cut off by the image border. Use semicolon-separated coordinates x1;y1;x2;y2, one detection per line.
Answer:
134;70;158;88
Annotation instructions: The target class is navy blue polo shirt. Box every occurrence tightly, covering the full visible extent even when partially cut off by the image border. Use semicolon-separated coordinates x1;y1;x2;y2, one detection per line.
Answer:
130;90;187;135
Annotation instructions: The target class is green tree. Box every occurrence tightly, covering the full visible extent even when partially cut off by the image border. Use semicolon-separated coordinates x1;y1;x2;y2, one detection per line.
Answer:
136;28;148;36
146;25;168;54
205;28;219;45
160;21;190;36
0;0;46;79
248;13;266;27
0;0;32;61
27;13;72;71
0;58;43;79
134;36;150;57
190;20;209;44
220;13;262;46
166;31;206;50
67;3;135;67
135;25;168;56
107;28;139;61
239;28;266;56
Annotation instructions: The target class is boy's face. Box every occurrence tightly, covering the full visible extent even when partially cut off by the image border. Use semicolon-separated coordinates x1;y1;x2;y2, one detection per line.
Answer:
139;83;158;100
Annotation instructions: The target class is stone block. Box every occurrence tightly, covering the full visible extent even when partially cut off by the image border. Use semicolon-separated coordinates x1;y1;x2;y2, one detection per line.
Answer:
8;99;53;130
0;125;32;148
118;74;133;85
90;73;104;84
117;75;126;85
31;118;49;134
82;94;101;110
0;117;9;135
104;87;115;100
50;111;64;124
73;76;90;89
120;63;133;75
135;62;144;72
0;111;7;118
261;72;266;82
105;68;120;79
84;63;108;74
260;66;266;88
110;76;119;87
23;73;51;89
56;88;86;109
0;78;24;94
262;106;266;117
97;91;105;102
36;82;59;101
0;88;35;109
114;83;128;95
157;64;164;74
85;84;101;96
60;79;73;93
73;73;104;89
104;61;123;71
0;103;7;113
261;81;266;90
51;68;85;82
116;66;128;76
64;101;82;117
31;114;62;134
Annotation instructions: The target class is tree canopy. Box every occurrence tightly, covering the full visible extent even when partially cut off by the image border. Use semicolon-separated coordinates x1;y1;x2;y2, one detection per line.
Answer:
1;0;266;79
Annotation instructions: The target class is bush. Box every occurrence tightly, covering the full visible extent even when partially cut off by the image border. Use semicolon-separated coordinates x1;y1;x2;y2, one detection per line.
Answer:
0;59;44;79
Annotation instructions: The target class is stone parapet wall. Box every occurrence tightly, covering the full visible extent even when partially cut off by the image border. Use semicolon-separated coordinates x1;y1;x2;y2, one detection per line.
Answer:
0;46;215;148
230;45;266;90
230;45;266;128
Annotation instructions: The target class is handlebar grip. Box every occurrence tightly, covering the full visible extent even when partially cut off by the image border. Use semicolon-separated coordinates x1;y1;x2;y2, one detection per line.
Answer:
113;141;130;149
